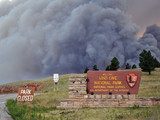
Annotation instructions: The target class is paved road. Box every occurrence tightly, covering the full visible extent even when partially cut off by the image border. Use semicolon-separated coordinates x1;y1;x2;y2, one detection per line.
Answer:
0;94;17;120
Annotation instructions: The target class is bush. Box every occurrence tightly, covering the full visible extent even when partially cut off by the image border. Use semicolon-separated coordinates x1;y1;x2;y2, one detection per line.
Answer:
132;64;137;69
132;104;140;109
105;65;110;71
6;99;26;120
93;65;99;71
125;63;131;69
84;67;89;73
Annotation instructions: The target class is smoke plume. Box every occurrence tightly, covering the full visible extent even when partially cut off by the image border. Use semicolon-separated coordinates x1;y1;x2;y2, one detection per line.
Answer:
126;0;160;35
0;0;160;84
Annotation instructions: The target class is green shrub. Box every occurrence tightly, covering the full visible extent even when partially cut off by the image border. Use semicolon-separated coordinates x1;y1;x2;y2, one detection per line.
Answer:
132;104;140;109
115;114;124;119
7;99;56;120
6;99;26;120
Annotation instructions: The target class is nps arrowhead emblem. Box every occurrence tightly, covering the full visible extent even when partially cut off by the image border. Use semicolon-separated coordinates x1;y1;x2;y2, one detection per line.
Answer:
126;73;138;88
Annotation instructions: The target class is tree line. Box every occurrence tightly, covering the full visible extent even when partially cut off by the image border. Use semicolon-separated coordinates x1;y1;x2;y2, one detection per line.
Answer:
84;49;160;75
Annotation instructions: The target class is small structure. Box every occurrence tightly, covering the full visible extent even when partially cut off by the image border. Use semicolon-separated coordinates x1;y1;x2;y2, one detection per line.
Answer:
58;71;160;108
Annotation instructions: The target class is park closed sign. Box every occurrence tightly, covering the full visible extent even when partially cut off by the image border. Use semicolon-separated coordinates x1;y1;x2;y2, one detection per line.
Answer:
17;87;35;102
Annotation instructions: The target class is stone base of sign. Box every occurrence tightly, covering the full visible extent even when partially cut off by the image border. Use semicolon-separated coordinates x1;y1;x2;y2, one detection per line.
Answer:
58;96;160;109
58;75;160;109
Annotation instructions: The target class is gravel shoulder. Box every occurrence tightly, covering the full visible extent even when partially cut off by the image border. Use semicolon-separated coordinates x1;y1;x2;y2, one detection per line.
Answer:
0;94;17;120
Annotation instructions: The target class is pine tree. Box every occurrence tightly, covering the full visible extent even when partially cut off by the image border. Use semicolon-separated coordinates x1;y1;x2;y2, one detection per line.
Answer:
105;65;110;71
109;57;120;71
132;64;137;69
93;65;99;71
139;50;156;75
154;58;160;68
84;67;89;73
125;63;131;69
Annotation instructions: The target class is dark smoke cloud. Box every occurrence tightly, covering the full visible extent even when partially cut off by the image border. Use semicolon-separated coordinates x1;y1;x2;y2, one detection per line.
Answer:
138;24;160;59
0;0;160;84
145;24;160;49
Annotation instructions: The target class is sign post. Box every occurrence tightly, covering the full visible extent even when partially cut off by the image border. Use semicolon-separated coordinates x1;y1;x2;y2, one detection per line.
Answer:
53;74;59;91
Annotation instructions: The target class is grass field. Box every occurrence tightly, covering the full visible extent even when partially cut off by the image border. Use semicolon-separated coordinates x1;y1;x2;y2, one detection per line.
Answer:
6;69;160;120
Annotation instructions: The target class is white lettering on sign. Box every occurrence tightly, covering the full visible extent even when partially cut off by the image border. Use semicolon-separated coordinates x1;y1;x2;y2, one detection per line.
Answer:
17;95;33;101
20;89;32;94
17;87;35;102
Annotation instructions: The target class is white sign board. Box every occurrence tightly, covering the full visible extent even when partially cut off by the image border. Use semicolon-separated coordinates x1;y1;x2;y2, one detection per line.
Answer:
53;74;59;84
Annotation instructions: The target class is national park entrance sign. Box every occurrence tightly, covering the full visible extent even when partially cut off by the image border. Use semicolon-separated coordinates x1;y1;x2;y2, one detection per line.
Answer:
87;71;142;95
58;71;160;108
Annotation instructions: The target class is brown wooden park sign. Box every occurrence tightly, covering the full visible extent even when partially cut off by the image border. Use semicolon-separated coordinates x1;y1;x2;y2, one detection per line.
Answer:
87;71;142;95
17;87;35;102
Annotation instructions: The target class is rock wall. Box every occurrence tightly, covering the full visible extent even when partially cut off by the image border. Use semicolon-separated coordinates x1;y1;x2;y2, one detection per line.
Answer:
58;75;160;108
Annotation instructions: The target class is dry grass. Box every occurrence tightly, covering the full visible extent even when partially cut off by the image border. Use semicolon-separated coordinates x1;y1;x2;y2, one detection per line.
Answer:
137;68;160;97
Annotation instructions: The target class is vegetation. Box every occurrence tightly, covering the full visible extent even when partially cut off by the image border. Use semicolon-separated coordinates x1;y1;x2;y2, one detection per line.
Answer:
139;50;156;75
6;74;71;120
109;57;120;70
6;99;26;120
132;64;137;69
84;67;89;73
125;63;131;69
6;99;55;120
92;65;99;71
105;65;110;71
6;69;160;120
154;58;160;68
83;52;159;72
